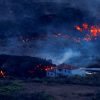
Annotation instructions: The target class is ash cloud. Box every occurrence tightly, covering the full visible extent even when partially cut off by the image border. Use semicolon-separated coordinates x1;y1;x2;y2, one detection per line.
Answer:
0;0;99;66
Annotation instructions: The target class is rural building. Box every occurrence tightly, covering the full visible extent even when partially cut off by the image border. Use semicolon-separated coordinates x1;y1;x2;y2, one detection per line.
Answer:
46;64;94;77
46;64;77;77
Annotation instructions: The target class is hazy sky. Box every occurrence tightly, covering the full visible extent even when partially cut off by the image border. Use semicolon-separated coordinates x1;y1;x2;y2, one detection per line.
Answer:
0;0;100;66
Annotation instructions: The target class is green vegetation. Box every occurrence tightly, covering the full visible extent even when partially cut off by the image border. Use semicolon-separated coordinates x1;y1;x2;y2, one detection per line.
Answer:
38;74;100;86
29;92;55;100
0;79;54;100
92;91;100;100
0;82;22;95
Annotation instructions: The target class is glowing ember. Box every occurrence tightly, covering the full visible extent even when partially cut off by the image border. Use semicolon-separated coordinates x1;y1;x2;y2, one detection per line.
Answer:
53;23;100;43
17;23;100;44
75;25;82;32
0;70;5;78
90;26;98;37
44;66;54;71
75;23;100;42
82;23;88;30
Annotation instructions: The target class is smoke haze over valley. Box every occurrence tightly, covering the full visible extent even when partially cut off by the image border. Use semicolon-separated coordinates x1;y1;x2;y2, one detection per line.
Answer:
0;0;100;66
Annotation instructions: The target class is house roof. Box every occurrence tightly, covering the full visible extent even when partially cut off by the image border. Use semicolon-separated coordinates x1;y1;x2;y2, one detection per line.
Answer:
46;64;78;71
57;64;78;70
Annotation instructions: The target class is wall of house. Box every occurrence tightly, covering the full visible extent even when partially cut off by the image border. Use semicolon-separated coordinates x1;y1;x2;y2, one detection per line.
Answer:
71;69;86;76
47;69;71;77
47;70;56;77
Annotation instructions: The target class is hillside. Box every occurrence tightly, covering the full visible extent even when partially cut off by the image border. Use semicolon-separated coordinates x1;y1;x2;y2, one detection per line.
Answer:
87;64;100;68
0;54;55;77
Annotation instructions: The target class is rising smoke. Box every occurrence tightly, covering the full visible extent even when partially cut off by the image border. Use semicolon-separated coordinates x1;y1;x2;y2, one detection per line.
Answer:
0;0;100;66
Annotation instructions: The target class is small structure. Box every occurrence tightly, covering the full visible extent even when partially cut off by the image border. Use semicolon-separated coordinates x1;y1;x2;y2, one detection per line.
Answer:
46;64;77;77
71;68;87;76
80;68;100;75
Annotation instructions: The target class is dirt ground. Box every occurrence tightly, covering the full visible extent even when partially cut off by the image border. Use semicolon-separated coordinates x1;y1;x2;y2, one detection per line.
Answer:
0;79;100;100
21;82;100;100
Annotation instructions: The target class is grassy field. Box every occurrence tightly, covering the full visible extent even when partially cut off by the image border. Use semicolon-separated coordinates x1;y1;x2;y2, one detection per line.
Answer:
0;78;100;100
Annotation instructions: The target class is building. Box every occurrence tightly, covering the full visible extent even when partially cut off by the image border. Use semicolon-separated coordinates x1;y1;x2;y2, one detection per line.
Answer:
80;68;100;75
71;68;87;76
46;64;77;77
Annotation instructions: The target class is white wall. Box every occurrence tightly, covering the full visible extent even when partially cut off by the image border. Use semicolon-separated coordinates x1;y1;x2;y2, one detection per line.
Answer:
71;69;86;76
47;69;71;77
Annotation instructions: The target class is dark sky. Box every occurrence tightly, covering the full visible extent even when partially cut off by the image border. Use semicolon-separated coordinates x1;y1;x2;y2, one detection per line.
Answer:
0;0;100;66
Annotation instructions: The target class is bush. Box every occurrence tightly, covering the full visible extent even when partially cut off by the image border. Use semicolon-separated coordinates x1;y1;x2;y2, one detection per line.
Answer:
92;91;100;100
0;91;54;100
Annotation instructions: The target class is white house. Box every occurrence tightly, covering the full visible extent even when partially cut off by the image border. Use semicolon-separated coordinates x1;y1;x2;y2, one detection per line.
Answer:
46;64;92;77
46;64;77;77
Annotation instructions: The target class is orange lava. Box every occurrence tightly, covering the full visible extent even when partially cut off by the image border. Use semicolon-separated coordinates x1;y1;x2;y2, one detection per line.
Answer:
75;25;82;32
75;23;100;42
82;23;88;30
0;70;5;78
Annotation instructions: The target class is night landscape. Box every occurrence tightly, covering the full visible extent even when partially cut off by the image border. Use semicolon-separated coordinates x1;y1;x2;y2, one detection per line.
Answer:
0;0;100;100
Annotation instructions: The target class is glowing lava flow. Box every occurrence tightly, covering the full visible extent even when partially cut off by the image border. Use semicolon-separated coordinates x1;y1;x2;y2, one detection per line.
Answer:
18;23;100;44
0;70;5;78
75;25;82;32
52;23;100;43
75;23;100;42
82;23;88;30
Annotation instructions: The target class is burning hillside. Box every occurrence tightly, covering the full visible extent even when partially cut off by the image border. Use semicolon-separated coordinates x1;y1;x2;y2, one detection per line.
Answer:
0;54;55;78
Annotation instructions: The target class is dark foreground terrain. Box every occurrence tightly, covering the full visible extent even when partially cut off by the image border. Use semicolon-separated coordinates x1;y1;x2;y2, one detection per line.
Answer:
0;78;100;100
